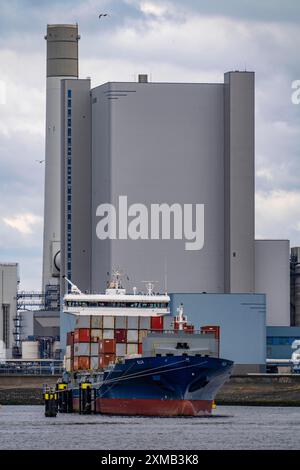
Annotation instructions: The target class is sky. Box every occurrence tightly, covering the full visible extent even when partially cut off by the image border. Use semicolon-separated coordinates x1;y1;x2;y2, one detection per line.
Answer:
0;0;300;290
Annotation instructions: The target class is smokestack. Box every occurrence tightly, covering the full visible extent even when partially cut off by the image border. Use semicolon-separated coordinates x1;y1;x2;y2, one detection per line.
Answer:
42;24;80;292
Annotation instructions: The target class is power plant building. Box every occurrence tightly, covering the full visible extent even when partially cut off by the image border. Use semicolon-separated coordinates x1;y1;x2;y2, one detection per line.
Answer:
39;25;291;362
60;72;256;296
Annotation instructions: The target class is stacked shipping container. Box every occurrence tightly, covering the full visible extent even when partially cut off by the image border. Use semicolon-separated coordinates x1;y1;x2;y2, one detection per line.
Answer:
66;315;203;372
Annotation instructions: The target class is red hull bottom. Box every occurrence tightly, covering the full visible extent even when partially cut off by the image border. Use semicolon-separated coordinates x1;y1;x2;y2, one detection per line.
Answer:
98;398;213;416
73;397;212;416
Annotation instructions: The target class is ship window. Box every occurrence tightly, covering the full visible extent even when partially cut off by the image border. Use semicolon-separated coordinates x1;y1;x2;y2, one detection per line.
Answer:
68;109;71;117
68;99;72;107
68;119;71;127
68;90;72;98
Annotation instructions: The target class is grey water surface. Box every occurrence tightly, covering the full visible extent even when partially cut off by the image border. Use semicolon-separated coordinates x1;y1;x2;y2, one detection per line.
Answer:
0;405;299;450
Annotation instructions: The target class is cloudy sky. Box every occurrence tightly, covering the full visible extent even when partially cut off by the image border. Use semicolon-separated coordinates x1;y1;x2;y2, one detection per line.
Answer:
0;0;300;290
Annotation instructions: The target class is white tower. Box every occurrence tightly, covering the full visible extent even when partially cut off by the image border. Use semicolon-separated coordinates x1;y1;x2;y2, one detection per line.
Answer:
42;24;79;291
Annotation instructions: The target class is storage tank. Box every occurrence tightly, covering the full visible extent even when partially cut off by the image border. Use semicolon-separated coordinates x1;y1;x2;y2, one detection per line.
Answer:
22;341;40;360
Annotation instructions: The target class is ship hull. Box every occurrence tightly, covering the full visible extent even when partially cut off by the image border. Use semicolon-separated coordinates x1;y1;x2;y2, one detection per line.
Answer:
71;355;233;417
96;398;213;416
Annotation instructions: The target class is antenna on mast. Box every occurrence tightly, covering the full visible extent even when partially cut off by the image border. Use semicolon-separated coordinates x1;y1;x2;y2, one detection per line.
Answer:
141;281;158;295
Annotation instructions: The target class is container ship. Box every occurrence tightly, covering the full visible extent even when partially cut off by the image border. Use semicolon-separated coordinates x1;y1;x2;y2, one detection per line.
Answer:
53;272;233;417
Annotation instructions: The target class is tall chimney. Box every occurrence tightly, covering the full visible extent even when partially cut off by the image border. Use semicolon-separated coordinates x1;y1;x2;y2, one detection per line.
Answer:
42;24;79;292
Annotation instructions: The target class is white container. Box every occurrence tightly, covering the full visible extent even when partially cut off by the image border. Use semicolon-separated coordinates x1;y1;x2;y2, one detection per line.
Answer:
116;343;126;357
126;343;138;355
53;340;60;352
65;358;72;372
128;317;139;329
90;356;99;370
65;345;72;358
76;315;91;328
91;316;102;329
139;330;148;343
127;330;139;343
74;343;90;356
115;316;126;329
90;343;99;356
22;341;40;360
139;316;151;329
103;316;114;329
103;329;114;339
91;329;102;340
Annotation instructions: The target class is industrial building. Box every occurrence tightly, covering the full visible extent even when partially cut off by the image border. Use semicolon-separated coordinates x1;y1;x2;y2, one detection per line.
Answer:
60;71;256;296
170;293;266;373
267;326;300;360
0;263;19;358
255;240;290;326
37;23;294;369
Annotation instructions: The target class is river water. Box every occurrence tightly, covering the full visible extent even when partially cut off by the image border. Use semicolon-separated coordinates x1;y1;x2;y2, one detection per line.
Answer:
0;405;299;450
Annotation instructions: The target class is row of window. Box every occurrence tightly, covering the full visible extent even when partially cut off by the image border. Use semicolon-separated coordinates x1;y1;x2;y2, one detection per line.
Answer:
267;336;300;346
67;90;72;284
65;301;169;309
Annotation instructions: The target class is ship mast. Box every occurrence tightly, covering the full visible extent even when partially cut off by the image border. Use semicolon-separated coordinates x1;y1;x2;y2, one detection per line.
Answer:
176;303;186;331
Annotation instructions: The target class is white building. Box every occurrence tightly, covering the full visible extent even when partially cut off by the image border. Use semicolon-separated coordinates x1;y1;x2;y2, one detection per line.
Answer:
0;263;18;358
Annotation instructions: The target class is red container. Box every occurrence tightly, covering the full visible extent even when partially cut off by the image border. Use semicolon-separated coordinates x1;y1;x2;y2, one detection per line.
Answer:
74;328;90;343
77;356;90;370
151;316;164;331
201;325;220;339
138;343;143;354
183;325;194;334
99;354;116;369
99;339;116;354
114;329;127;343
66;331;74;346
174;321;187;331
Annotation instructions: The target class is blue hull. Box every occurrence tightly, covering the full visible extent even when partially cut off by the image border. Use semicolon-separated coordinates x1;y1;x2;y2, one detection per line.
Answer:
72;355;233;416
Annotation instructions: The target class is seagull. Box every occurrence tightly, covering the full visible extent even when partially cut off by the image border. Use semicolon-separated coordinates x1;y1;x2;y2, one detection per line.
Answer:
99;13;109;19
35;159;45;164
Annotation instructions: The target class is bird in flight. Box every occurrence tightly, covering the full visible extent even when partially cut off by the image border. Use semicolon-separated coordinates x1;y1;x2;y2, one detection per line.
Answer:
36;160;45;164
99;13;109;18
